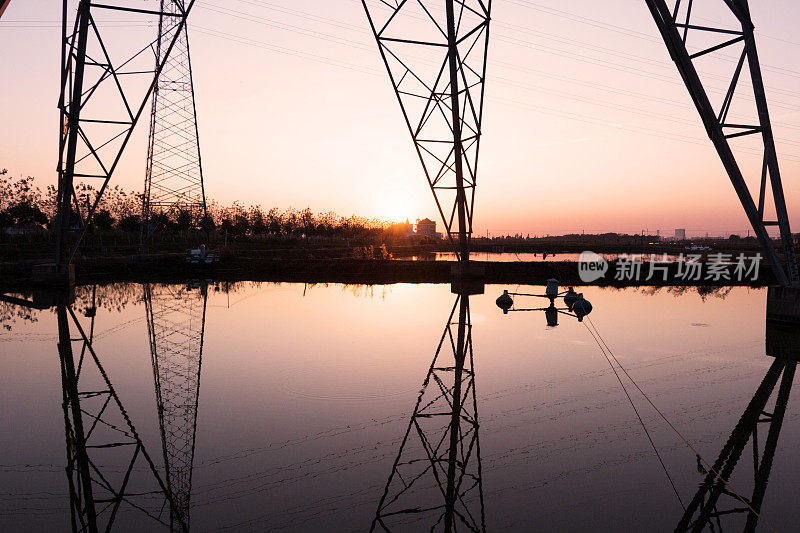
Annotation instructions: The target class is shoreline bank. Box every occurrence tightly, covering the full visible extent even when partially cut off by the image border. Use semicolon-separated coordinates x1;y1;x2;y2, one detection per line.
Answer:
0;255;778;290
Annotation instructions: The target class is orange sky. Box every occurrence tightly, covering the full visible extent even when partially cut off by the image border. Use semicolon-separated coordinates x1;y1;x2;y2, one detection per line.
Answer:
1;0;800;237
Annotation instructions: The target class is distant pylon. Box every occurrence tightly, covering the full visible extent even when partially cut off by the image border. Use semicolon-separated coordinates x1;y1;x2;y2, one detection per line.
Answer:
142;0;207;242
145;283;208;531
371;293;484;532
361;1;493;262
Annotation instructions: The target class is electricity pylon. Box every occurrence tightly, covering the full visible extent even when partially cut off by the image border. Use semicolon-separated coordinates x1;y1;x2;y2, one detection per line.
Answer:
142;0;207;242
57;286;186;532
55;0;196;273
676;355;795;531
361;1;492;262
645;0;799;287
145;283;208;531
371;293;484;532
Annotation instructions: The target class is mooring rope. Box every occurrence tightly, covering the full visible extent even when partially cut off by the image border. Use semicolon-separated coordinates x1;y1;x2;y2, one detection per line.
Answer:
582;319;686;511
585;316;775;532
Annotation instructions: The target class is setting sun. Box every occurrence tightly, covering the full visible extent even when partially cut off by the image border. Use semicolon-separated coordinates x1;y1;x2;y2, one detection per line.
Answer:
378;195;415;223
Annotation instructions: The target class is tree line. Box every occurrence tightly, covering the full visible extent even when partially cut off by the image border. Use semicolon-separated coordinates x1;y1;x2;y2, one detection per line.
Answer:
0;172;409;241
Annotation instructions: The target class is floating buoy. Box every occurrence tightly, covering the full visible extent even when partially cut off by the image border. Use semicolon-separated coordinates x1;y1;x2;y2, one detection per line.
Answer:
545;278;559;302
496;290;513;314
563;287;579;311
545;304;559;327
573;295;593;321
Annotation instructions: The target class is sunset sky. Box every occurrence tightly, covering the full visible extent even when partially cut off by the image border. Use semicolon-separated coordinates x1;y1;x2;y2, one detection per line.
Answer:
1;0;800;237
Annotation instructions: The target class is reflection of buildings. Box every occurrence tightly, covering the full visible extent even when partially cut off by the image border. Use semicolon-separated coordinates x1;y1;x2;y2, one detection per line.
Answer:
675;318;798;531
371;292;484;532
145;283;208;531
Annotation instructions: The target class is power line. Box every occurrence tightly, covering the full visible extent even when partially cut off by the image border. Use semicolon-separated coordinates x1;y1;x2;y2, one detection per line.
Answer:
187;22;800;163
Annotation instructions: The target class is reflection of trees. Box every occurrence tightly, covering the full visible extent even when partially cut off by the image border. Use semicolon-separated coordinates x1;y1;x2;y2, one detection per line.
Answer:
74;283;142;314
1;282;399;332
0;298;39;330
371;293;484;532
632;286;734;300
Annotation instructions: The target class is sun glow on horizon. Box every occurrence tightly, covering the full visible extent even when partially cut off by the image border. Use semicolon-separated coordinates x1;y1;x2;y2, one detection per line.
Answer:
378;195;417;224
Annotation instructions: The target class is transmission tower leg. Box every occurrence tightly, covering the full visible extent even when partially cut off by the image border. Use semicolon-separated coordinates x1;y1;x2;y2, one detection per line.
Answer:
55;0;90;275
645;0;798;287
445;0;469;264
676;356;795;531
57;303;99;533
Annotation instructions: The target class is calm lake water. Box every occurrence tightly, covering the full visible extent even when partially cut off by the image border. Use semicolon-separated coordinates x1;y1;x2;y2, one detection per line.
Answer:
1;282;798;532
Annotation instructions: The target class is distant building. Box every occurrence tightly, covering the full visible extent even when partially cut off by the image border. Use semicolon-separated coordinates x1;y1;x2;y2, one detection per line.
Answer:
416;218;437;238
674;228;686;241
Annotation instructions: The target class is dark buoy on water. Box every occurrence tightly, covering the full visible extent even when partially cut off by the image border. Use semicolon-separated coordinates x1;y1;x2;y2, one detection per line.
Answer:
545;304;558;327
545;278;559;303
496;290;513;314
573;295;593;321
563;287;579;311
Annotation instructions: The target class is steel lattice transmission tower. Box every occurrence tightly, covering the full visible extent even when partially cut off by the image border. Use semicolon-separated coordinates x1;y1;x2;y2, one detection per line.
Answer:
145;283;208;531
645;0;799;287
142;0;207;241
56;0;196;273
371;293;484;532
362;1;492;262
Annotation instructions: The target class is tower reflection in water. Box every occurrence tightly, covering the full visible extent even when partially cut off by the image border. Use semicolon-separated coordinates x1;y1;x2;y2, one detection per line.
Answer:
676;319;798;532
371;290;485;532
55;282;207;533
27;282;800;530
145;282;207;531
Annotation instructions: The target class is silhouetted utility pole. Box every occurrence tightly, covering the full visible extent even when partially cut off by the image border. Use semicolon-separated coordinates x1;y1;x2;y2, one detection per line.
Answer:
646;0;799;287
142;0;208;244
361;1;493;264
55;0;196;275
